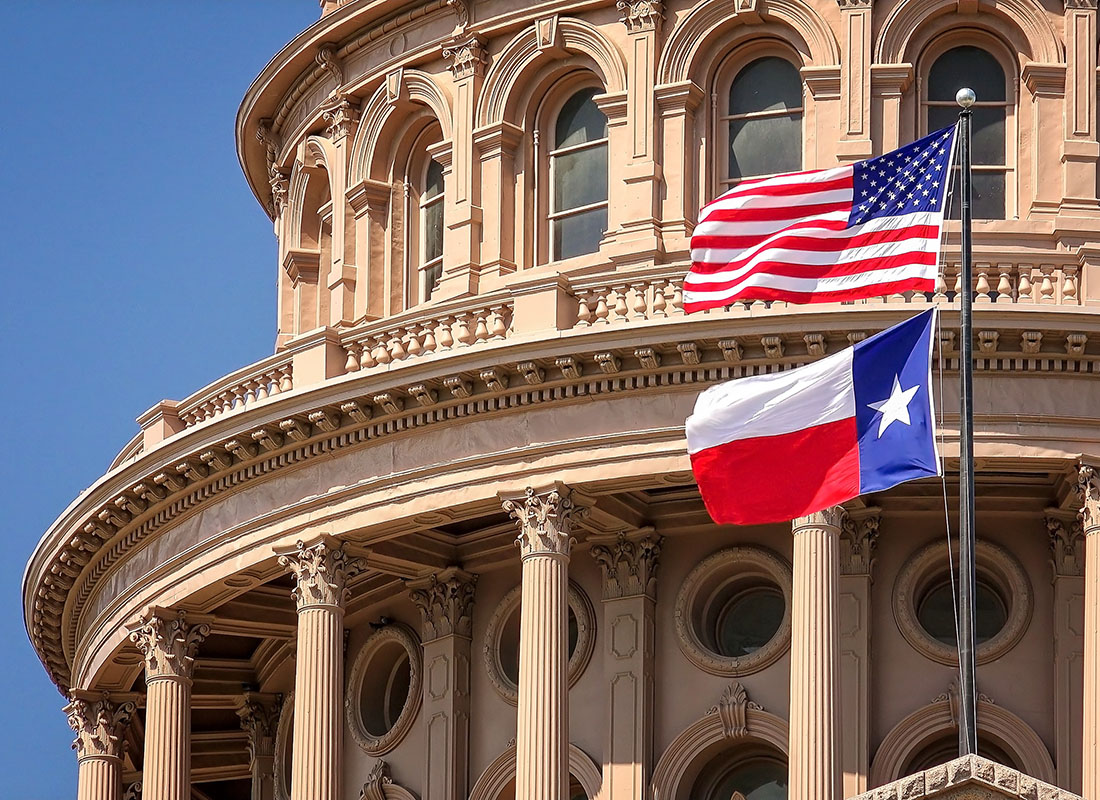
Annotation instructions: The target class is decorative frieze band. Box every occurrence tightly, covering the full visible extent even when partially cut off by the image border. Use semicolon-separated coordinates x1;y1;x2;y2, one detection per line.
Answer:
407;567;478;639
503;486;585;558
64;693;135;759
276;537;364;610
127;608;210;681
590;531;662;599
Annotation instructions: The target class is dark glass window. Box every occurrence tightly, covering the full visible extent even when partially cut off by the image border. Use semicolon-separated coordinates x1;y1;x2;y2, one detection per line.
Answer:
927;46;1008;219
724;57;803;187
550;87;609;259
420;158;444;301
706;757;789;800
917;577;1007;646
715;586;785;657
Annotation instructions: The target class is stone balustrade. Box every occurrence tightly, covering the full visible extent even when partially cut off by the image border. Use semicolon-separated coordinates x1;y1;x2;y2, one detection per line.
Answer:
177;360;294;428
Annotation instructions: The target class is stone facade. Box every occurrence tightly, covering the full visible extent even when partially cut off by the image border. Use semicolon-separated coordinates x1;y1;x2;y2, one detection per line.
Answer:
21;1;1100;799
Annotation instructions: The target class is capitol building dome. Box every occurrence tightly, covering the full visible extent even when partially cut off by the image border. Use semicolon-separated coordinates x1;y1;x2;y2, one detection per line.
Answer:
23;2;1100;800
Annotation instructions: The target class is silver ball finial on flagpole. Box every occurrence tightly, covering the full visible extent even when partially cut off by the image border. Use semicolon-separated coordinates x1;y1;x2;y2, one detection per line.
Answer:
956;87;976;108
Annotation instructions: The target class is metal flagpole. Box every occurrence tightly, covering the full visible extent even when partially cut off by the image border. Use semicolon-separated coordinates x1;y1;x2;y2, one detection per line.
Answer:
955;87;979;757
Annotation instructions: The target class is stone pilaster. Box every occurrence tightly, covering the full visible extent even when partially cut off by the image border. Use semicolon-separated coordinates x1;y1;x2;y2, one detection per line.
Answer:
1063;1;1099;209
128;609;210;800
503;486;583;800
590;530;661;800
1047;508;1085;793
237;693;282;800
276;536;362;800
836;0;873;161
1079;466;1100;800
65;692;136;800
839;508;879;797
408;568;478;800
790;507;843;800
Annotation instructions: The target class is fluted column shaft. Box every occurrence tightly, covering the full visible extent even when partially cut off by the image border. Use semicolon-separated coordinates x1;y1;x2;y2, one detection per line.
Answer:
789;508;843;800
1081;467;1100;800
127;609;209;800
144;677;192;800
276;537;361;800
66;693;135;800
504;486;583;800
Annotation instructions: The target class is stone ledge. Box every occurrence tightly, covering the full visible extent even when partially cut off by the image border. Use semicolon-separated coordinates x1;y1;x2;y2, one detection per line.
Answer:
852;755;1081;800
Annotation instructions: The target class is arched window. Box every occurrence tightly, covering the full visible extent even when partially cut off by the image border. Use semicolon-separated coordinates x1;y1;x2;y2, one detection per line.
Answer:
549;87;608;260
692;746;789;800
420;158;444;302
903;734;1019;775
721;56;803;191
925;45;1009;219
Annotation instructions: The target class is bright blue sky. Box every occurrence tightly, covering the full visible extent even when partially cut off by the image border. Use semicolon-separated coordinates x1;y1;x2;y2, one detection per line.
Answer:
0;3;317;796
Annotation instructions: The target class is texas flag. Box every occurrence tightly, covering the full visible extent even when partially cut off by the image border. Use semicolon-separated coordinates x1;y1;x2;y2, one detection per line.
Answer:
686;308;940;525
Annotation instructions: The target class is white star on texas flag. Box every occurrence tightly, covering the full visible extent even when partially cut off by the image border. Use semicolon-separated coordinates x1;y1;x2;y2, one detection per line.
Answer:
867;375;920;437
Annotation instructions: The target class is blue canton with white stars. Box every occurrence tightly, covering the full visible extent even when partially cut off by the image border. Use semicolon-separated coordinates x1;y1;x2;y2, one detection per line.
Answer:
848;126;957;227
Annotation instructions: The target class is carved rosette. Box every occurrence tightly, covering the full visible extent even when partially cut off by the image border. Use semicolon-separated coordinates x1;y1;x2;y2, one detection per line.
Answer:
407;568;478;640
840;510;881;575
237;693;281;762
708;681;763;739
1047;512;1085;577
64;694;135;760
616;0;664;31
1079;464;1100;536
504;486;584;558
442;36;486;80
590;532;662;599
127;609;210;680
277;538;363;610
793;505;848;534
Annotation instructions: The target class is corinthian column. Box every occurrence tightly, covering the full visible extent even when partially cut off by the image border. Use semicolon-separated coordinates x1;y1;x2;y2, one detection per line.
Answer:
65;692;135;800
503;486;583;800
127;609;210;800
408;568;478;800
1080;466;1100;800
275;536;362;800
237;692;281;800
789;507;843;800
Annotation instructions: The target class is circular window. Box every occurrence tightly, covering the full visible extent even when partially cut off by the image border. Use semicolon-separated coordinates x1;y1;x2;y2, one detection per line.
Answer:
346;624;422;755
274;692;293;800
894;540;1031;666
675;547;792;676
483;582;595;704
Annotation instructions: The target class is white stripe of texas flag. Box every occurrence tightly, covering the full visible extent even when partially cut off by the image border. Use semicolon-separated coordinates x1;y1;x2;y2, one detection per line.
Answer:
685;347;855;454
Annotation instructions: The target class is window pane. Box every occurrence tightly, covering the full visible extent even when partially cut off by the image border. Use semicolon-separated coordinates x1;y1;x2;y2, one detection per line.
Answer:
929;46;1006;103
729;114;801;180
553;206;607;259
972;170;1006;219
424;159;444;200
423;199;443;262
423;262;441;302
929;103;1004;165
555;87;608;148
729;57;803;115
709;759;789;800
553;143;608;212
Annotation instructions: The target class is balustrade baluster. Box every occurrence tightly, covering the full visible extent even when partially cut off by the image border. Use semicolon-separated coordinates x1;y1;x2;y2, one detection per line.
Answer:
593;290;611;325
1039;266;1056;303
278;367;293;393
405;328;423;357
455;314;475;345
437;317;456;350
344;343;362;373
995;266;1013;303
630;282;649;320
489;305;509;339
1064;268;1079;304
576;292;594;327
652;280;669;318
1018;266;1034;302
421;323;437;352
975;265;992;303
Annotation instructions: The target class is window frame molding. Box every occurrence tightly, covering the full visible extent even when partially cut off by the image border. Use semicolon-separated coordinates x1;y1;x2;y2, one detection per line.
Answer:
398;122;445;310
916;30;1019;220
711;42;807;197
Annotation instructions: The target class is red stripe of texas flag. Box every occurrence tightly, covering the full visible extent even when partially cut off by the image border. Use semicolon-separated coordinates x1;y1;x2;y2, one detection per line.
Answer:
688;417;861;525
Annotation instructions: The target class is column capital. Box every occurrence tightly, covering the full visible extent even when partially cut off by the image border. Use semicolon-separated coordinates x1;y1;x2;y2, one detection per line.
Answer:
275;535;364;610
840;508;881;575
793;506;847;535
1047;508;1086;576
442;35;487;80
237;691;282;763
1079;464;1100;535
321;95;359;142
502;485;586;558
407;567;478;640
589;530;662;599
127;608;211;681
616;0;664;32
64;692;135;760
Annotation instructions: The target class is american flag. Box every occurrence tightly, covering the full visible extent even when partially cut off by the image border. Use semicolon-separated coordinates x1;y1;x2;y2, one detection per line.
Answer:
685;125;958;312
